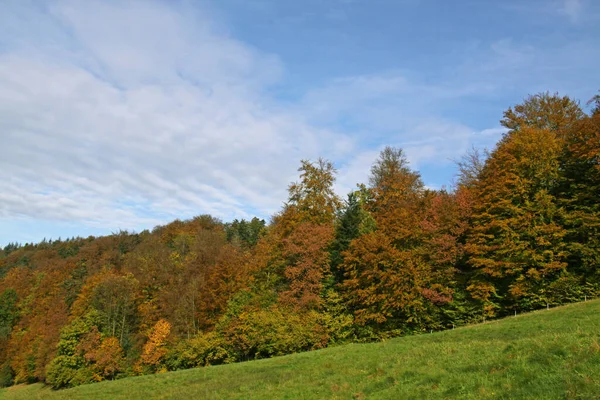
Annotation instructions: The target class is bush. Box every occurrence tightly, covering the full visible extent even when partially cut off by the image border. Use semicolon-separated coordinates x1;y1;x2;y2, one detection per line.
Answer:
46;356;84;389
219;306;330;361
165;332;231;371
0;363;14;388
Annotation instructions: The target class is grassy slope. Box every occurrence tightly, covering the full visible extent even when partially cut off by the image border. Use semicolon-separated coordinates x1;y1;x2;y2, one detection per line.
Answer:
2;300;600;400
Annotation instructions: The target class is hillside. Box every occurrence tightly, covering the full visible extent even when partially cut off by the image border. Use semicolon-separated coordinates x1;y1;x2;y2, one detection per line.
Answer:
2;299;599;400
1;94;598;390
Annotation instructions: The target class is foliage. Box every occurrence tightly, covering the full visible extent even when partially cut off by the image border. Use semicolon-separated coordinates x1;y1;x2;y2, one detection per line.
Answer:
136;319;172;374
279;222;334;309
218;305;330;361
0;363;14;388
45;312;103;389
276;158;342;233
466;94;586;316
0;289;17;338
165;332;231;371
225;218;266;248
329;191;374;284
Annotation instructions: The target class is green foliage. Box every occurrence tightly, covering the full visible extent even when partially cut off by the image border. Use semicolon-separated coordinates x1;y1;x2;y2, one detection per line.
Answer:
218;305;330;361
45;312;102;389
57;242;81;259
0;289;17;338
61;261;87;308
90;274;138;346
0;363;14;388
317;289;354;343
2;243;22;257
225;218;266;248
45;356;90;389
165;332;231;371
55;312;102;357
329;192;373;284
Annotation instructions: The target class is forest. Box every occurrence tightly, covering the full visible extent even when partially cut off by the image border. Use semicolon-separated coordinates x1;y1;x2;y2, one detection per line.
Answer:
0;92;598;389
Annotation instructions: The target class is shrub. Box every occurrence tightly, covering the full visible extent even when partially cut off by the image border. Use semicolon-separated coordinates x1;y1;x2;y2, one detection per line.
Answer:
165;332;231;371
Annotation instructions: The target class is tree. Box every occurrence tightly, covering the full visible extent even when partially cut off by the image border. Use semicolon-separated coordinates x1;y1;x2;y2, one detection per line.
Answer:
555;94;600;287
341;231;445;333
279;222;334;310
277;158;342;232
340;148;450;334
137;319;171;374
0;289;17;339
79;331;125;381
90;273;138;346
454;147;487;189
225;218;266;249
466;95;583;314
329;192;374;284
45;312;102;389
261;158;343;312
501;92;583;132
367;146;425;248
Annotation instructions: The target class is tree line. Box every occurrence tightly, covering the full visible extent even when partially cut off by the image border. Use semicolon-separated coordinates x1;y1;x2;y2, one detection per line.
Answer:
0;92;598;389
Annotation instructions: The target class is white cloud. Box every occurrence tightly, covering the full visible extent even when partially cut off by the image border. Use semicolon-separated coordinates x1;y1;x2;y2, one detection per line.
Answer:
334;149;380;196
478;127;508;137
0;0;354;233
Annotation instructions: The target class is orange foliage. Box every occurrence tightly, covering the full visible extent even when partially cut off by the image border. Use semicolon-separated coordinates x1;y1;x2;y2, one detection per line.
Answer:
279;223;334;310
137;319;171;373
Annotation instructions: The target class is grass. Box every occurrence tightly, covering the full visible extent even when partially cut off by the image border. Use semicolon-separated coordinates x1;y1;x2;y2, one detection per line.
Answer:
2;300;600;399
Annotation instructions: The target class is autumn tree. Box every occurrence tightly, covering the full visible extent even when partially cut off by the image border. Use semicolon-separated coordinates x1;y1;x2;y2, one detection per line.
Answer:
278;222;334;309
79;329;125;381
136;319;172;374
276;158;342;232
90;273;138;346
501;92;583;132
553;93;600;290
466;94;584;315
367;146;425;247
341;147;452;334
455;147;487;189
257;158;343;311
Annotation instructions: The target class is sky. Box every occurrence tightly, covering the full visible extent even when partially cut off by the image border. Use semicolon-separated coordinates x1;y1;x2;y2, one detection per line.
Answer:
1;0;599;246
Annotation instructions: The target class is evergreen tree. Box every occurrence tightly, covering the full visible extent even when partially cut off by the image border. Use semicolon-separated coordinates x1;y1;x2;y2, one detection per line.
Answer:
329;192;371;284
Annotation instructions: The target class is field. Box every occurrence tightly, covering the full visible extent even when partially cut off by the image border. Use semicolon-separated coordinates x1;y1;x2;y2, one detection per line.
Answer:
2;300;599;399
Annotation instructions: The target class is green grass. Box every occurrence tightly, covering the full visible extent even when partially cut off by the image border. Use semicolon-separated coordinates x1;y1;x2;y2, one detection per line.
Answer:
3;300;600;399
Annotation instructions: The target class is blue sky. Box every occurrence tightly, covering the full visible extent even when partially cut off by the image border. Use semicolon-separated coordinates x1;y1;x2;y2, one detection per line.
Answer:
1;0;599;246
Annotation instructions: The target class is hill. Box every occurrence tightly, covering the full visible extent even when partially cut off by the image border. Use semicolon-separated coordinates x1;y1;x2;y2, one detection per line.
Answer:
1;94;599;391
2;299;599;400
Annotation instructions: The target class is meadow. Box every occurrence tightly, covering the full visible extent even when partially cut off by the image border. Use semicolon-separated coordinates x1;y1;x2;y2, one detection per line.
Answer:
2;299;599;399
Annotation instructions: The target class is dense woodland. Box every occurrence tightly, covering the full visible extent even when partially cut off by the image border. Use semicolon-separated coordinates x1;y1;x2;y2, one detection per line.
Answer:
0;93;598;389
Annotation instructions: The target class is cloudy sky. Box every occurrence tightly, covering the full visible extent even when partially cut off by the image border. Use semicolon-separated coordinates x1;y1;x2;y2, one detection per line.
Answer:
1;0;599;246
